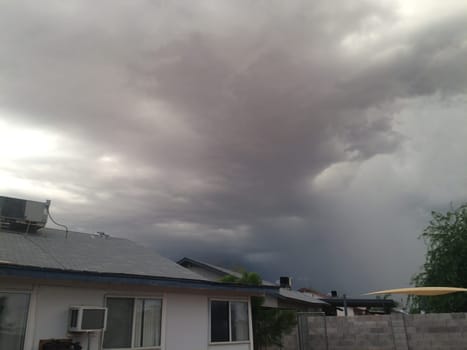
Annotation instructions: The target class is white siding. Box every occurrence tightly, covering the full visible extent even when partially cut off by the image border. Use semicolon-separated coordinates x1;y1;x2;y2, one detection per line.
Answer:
30;285;105;350
165;293;208;350
0;279;252;350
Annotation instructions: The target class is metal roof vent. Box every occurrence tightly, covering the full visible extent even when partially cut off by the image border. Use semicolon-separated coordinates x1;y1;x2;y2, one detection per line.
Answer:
0;196;50;233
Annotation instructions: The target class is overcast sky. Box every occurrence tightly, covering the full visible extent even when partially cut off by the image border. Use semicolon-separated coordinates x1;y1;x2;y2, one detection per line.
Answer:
1;0;466;296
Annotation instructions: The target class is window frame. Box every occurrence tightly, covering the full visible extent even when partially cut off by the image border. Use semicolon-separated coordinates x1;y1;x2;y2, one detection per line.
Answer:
0;289;32;350
208;298;251;345
102;295;164;350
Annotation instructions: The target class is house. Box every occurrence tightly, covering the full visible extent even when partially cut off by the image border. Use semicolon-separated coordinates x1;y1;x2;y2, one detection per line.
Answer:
0;197;277;350
299;288;396;316
178;257;327;312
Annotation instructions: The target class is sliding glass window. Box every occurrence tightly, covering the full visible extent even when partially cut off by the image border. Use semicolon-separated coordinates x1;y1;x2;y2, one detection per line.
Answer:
103;297;162;349
0;292;30;350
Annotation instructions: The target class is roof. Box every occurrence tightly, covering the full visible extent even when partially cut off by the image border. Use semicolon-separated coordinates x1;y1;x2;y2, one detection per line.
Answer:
278;288;328;305
178;257;243;280
298;287;327;298
320;298;396;308
0;263;278;294
0;228;201;280
178;257;276;286
178;257;326;306
0;228;281;295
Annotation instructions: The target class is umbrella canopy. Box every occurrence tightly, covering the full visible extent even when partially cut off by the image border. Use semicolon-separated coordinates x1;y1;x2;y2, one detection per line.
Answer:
365;287;467;296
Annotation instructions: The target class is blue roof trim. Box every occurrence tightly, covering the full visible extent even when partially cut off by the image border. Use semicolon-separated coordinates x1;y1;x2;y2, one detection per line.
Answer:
0;263;279;294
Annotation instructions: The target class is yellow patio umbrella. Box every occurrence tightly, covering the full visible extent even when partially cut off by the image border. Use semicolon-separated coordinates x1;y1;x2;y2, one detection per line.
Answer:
365;287;467;296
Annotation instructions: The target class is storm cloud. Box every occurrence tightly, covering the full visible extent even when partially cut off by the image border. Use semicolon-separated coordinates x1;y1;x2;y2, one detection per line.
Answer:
1;0;467;295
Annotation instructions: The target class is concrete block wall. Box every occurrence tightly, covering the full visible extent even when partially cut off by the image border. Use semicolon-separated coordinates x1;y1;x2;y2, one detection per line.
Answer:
279;312;467;350
405;313;467;350
308;314;406;350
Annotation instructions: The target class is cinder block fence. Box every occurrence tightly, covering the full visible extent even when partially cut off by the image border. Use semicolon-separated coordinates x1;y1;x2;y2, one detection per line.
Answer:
271;312;467;350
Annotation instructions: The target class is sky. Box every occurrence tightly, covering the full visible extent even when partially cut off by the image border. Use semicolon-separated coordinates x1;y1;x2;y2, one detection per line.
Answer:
1;0;466;296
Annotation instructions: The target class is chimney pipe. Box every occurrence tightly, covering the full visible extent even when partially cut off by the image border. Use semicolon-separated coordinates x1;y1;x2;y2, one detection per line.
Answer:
279;276;292;289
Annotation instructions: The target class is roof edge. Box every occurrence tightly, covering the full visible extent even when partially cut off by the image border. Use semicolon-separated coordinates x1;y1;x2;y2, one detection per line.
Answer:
0;263;279;294
177;257;241;277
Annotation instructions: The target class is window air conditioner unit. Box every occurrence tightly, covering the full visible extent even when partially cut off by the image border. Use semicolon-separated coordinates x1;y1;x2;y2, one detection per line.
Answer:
69;306;107;332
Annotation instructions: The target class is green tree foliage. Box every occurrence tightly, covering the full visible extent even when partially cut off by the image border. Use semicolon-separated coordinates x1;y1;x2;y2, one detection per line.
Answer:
252;307;297;350
220;271;297;350
411;204;467;313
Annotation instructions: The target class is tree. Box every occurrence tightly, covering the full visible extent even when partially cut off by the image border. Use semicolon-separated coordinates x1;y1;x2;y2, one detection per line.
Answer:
411;204;467;313
220;271;297;350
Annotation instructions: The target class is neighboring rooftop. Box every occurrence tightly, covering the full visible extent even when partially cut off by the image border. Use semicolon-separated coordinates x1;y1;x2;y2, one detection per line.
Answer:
178;257;243;280
0;227;203;281
278;287;328;305
298;287;327;298
178;257;327;307
178;257;276;286
320;297;396;315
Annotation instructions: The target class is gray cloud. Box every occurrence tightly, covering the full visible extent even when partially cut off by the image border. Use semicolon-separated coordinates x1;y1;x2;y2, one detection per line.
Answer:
1;0;467;295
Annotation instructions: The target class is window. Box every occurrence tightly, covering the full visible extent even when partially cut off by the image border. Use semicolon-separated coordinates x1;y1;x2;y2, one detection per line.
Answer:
0;292;30;350
103;297;162;349
210;300;249;343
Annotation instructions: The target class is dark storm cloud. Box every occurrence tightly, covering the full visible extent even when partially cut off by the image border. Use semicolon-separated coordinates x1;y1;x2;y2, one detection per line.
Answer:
1;1;467;294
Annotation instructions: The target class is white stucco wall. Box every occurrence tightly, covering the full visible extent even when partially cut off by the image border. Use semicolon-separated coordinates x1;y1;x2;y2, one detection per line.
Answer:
165;293;207;350
33;285;105;350
165;293;252;350
0;279;253;350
